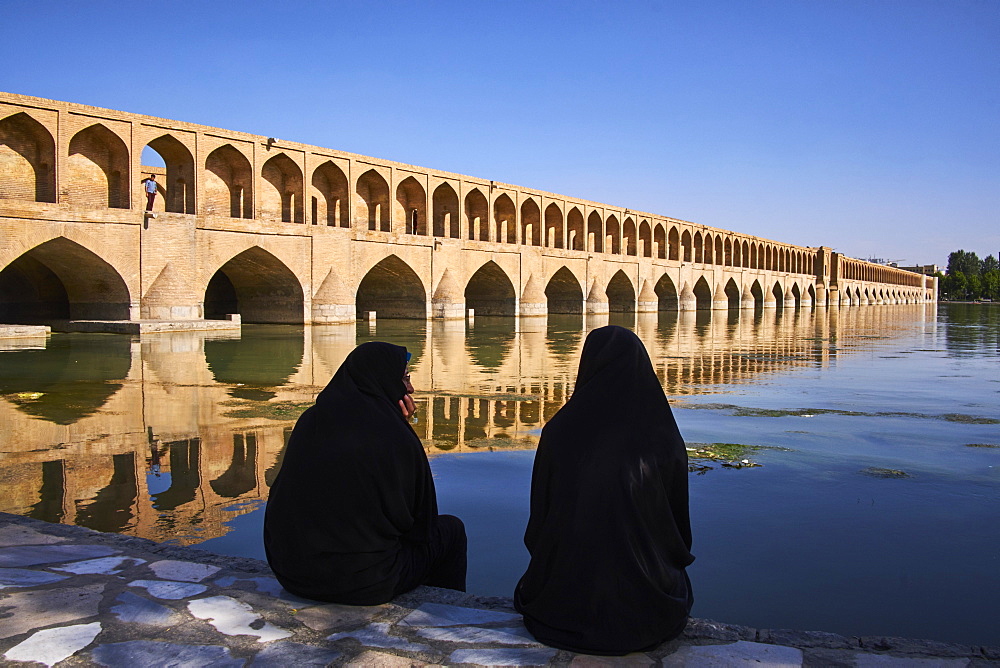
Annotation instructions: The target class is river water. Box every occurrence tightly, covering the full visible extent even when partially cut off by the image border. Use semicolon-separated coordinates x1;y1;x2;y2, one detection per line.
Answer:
0;304;997;646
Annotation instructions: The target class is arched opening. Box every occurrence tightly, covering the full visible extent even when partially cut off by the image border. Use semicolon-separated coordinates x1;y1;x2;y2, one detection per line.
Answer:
357;169;390;232
465;188;489;241
143;135;195;213
521;198;541;246
791;283;802;308
204;247;304;323
668;227;680;261
725;278;740;309
587;211;603;252
0;112;56;203
430;182;458;238
654;224;666;259
807;284;817;306
261;153;304;223
545;266;583;314
67;124;129;209
623;217;637;256
465;261;516;315
694;232;704;263
567;207;584;251
355;255;426;319
606;270;635;313
395;176;426;235
606;215;620;254
494;193;516;243
205;145;253;219
772;282;784;310
714;237;724;265
750;280;764;309
639;220;652;258
312;161;349;227
704;234;714;264
0;237;131;323
655;273;678;311
742;241;750;268
681;230;692;262
724;238;733;266
544;203;564;248
693;276;712;310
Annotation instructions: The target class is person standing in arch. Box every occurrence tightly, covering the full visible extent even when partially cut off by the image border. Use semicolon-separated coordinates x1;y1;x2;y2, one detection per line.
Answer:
264;342;467;604
141;174;159;211
514;325;694;655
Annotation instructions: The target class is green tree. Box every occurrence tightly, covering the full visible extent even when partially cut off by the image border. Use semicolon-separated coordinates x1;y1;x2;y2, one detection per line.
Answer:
943;271;968;300
981;270;1000;301
967;273;983;300
948;250;981;276
981;254;999;273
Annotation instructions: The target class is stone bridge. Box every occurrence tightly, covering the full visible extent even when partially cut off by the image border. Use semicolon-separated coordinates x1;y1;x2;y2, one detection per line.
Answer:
0;92;936;327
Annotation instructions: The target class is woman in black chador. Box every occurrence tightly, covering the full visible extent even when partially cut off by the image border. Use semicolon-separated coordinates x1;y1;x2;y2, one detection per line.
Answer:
264;342;466;605
514;325;694;655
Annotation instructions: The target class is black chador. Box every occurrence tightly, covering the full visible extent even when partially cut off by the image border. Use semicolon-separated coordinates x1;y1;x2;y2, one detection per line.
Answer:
514;325;694;655
264;342;465;605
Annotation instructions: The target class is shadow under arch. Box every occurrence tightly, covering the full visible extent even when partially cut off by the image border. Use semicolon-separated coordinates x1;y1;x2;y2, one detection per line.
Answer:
205;325;304;400
0;332;132;424
655;273;678;310
465;261;516;316
204;247;304;324
693;276;712;310
607;270;635;313
724;278;740;309
0;237;131;323
545;266;583;315
356;254;426;319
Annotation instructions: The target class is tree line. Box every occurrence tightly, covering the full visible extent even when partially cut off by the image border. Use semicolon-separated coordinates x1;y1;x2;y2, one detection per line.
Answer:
938;250;1000;301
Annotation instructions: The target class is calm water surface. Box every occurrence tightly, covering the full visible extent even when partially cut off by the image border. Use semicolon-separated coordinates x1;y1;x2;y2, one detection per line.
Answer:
1;304;997;646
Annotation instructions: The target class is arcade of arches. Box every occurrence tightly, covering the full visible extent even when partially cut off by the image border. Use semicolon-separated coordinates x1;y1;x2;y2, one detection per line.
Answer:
0;92;935;328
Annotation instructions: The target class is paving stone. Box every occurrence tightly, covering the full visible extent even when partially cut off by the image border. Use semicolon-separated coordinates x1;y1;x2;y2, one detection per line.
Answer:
295;601;386;631
3;621;102;666
249;640;343;666
399;602;521;627
215;574;284;596
0;524;66;547
661;640;803;667
188;595;293;642
0;566;69;588
52;555;146;575
0;583;105;640
90;640;245;667
0;544;118;567
416;624;541;645
111;591;183;625
149;559;222;582
759;628;856;649
683;618;757;642
853;655;970;667
345;649;440;666
861;636;976;658
329;622;432;653
568;653;657;666
128;578;209;600
448;647;558;665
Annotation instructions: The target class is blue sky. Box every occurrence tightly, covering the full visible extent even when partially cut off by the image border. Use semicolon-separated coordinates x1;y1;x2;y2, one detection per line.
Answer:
4;0;997;267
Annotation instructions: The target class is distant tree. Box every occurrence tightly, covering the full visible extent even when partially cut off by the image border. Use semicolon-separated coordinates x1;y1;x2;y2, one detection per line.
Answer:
967;274;983;300
942;271;968;300
981;270;1000;301
948;250;981;276
982;254;999;273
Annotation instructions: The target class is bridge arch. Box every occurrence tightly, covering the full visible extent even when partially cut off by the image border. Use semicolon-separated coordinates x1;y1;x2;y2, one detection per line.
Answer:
771;281;785;310
465;261;516;315
204;247;304;323
494;193;516;243
261;153;304;223
623;217;637;256
0;111;56;203
67;124;129;209
693;276;712;310
465;188;489;241
639;220;652;258
205;145;253;218
521;198;540;246
312;161;349;227
544;203;563;248
0;237;132;323
144;134;195;214
606;215;620;254
749;280;764;308
694;232;704;263
654;273;678;311
714;237;723;265
724;278;740;309
654;224;666;260
355;254;425;319
607;270;635;313
359;169;391;232
587;211;603;252
567;207;584;251
545;266;584;314
791;283;802;308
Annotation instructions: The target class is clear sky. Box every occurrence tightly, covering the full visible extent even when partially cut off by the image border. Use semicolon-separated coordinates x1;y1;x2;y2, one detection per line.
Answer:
4;0;997;267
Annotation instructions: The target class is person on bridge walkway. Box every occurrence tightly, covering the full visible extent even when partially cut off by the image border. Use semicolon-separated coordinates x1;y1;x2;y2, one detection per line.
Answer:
514;325;694;655
142;174;159;211
264;342;466;605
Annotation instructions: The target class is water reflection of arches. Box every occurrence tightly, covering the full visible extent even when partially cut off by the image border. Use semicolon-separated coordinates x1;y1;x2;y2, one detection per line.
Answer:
210;432;258;498
545;267;584;314
607;270;635;312
28;460;65;523
465;261;516;316
0;237;132;323
205;325;305;400
355;255;426;319
152;439;201;513
204;247;304;323
0;332;131;424
466;317;515;369
75;452;137;533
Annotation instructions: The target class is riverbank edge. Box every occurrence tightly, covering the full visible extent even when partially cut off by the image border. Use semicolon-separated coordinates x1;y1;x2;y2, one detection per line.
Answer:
1;511;996;666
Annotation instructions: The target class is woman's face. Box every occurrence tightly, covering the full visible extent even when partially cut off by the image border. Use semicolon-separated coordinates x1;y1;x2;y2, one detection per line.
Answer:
402;366;414;395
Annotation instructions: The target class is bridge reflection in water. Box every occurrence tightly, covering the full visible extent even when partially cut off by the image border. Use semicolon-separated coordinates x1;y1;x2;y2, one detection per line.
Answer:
0;305;935;546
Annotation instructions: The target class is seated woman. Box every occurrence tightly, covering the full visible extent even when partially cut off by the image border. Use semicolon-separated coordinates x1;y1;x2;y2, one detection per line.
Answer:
514;325;694;655
264;342;466;605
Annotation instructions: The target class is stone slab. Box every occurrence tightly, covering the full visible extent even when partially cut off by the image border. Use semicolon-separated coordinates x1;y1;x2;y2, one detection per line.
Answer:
0;543;118;567
187;595;292;642
0;583;105;639
400;602;521;627
662;640;803;667
329;622;431;653
90;640;244;667
3;621;101;666
149;559;221;582
448;647;558;665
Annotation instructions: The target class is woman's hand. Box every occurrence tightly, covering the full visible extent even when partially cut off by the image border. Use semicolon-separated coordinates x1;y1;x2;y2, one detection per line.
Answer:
399;393;417;419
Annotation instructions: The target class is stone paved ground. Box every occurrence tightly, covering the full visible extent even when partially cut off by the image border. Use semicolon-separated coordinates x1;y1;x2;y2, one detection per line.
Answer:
1;513;996;667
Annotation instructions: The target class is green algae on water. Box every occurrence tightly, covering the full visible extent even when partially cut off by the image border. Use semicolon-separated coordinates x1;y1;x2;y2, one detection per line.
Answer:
220;400;312;420
860;467;911;479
